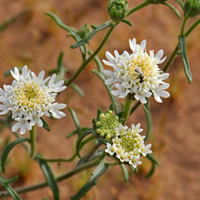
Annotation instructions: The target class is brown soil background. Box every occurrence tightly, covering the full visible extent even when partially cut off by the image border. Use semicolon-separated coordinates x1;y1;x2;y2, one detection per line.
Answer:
0;0;200;199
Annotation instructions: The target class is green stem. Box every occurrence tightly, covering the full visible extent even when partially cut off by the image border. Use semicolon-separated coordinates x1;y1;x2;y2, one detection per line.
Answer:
122;98;133;125
181;15;189;36
66;25;116;86
36;135;95;162
130;101;141;115
163;44;179;72
0;157;102;197
127;0;151;16
29;126;36;159
185;18;200;37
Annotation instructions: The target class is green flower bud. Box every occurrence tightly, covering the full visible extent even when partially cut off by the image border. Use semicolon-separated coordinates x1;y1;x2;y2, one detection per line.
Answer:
148;0;168;4
184;0;200;18
107;0;129;22
78;24;91;39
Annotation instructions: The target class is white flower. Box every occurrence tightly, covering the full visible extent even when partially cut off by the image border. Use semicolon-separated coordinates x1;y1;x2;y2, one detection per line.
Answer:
139;144;153;156
105;143;117;155
103;38;170;103
0;65;67;134
105;123;152;169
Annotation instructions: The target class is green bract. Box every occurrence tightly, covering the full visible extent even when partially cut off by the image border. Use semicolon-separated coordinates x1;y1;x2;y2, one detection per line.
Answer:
78;24;91;39
184;0;200;18
107;0;129;22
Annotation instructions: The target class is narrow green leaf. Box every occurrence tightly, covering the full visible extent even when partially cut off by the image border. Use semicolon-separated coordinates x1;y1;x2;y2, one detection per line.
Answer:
68;108;81;136
70;161;109;200
179;35;192;83
76;128;93;158
108;104;114;111
97;138;110;145
97;108;103;118
143;106;152;142
163;3;182;19
41;117;50;131
121;19;132;26
145;162;156;179
35;156;60;200
0;176;22;200
175;0;184;9
57;51;64;73
66;127;91;139
92;70;120;114
71;21;113;49
70;82;84;97
1;137;30;173
129;165;138;173
146;154;160;166
120;164;129;182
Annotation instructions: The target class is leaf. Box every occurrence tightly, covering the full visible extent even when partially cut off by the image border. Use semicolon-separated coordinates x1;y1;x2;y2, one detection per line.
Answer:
145;162;156;179
70;82;84;97
163;3;182;19
66;127;91;139
41;117;50;131
70;161;109;200
92;70;120;114
146;154;160;166
68;108;81;136
178;35;192;84
0;176;22;200
71;21;113;49
76;128;93;158
1;137;30;173
143;106;152;142
35;156;60;200
121;19;132;26
97;138;110;145
120;164;129;182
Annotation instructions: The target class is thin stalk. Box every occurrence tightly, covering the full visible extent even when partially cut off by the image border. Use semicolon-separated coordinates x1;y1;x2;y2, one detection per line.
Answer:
163;44;179;72
185;18;200;37
36;135;95;162
130;101;141;115
122;98;133;125
29;126;36;159
104;160;119;166
0;157;102;197
181;15;189;36
127;0;151;16
66;25;116;86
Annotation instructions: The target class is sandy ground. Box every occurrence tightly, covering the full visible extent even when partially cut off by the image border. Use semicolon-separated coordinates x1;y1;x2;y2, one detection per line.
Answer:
0;0;200;199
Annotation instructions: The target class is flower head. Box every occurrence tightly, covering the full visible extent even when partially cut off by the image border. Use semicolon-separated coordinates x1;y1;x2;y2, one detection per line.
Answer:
0;65;67;134
103;38;170;104
105;123;152;169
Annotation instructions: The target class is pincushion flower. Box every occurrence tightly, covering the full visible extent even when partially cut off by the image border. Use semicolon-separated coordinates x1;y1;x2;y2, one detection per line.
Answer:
0;65;67;134
105;123;152;169
103;38;170;104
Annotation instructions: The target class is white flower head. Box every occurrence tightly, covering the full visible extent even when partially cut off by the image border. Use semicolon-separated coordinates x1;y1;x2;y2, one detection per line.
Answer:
103;38;170;103
0;65;67;134
105;123;152;169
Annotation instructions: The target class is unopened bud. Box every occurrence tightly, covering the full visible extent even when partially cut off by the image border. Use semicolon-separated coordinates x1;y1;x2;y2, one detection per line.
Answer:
107;0;129;22
184;0;200;18
78;24;91;39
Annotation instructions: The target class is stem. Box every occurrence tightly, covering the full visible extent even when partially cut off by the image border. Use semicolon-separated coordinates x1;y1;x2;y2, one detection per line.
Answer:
122;98;133;125
127;0;150;16
66;25;116;86
163;44;179;72
185;18;200;37
0;157;102;198
29;126;36;159
130;101;141;115
181;15;189;36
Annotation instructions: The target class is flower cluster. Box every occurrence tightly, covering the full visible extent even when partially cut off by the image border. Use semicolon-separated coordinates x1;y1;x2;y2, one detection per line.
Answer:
95;109;120;139
103;38;170;104
0;65;67;134
105;123;152;168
